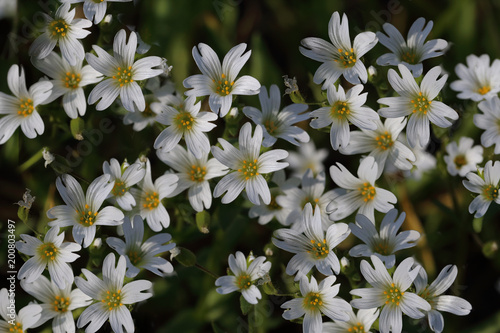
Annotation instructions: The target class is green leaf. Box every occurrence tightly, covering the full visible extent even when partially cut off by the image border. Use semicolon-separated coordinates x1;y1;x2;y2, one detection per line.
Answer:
70;117;85;140
289;91;305;104
17;206;29;223
262;282;278;296
174;247;197;267
196;211;211;234
240;295;252;315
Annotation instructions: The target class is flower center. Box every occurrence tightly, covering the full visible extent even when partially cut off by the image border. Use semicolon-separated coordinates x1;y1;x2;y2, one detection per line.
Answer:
303;292;323;311
175;112;195;131
418;287;436;306
48;19;68;39
330;101;350;119
17;98;34;117
477;85;491;95
214;73;234;96
64;72;81;89
112;66;134;87
264;118;280;135
401;50;419;65
112;181;127;196
359;182;376;202
373;240;392;255
9;322;23;333
236;274;252;290
348;323;365;333
335;48;357;68
308;238;329;259
375;131;393;150
483;184;499;201
453;155;467;169
53;295;71;313
77;204;98;226
143;192;160;210
384;283;404;306
127;249;142;266
411;92;432;115
238;159;260;180
101;290;123;311
189;165;206;182
92;0;105;3
38;243;57;261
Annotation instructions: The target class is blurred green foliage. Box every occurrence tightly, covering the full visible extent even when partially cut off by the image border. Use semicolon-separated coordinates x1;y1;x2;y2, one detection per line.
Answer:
1;0;500;332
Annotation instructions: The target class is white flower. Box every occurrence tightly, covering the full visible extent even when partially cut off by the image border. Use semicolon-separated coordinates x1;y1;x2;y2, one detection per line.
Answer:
299;11;378;88
340;117;416;177
328;156;397;222
86;29;163;112
463;160;500;218
157;145;228;212
20;276;92;333
276;169;342;230
444;137;483;177
350;256;431;333
47;174;125;248
29;3;91;66
378;64;458;148
286;141;328;177
31;51;103;119
211;122;288;205
450;54;500;101
475;96;500;154
281;275;351;333
75;253;152;333
414;265;472;333
243;84;310;147
0;64;52;144
60;0;132;24
215;251;271;305
16;226;81;289
153;95;217;158
310;84;378;150
248;170;300;226
272;203;350;279
130;158;178;231
376;18;448;77
322;308;379;333
183;43;261;117
102;158;146;210
107;215;176;278
349;209;420;269
0;288;42;333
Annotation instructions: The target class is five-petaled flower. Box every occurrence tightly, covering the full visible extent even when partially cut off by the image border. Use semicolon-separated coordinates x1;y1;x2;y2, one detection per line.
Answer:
183;43;261;117
300;11;378;88
87;29;163;112
29;3;92;66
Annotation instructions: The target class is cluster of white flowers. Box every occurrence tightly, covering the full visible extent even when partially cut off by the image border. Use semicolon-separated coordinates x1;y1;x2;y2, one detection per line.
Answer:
7;2;493;332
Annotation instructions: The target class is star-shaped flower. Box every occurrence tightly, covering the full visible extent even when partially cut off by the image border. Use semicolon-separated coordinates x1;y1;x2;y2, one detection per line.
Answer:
378;64;458;148
300;11;378;87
